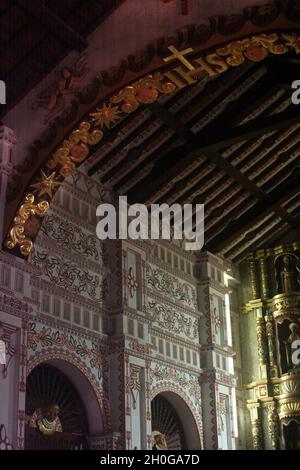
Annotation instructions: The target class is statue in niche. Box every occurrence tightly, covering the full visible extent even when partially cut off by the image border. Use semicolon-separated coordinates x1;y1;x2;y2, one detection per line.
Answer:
29;404;62;436
278;254;299;294
284;322;300;370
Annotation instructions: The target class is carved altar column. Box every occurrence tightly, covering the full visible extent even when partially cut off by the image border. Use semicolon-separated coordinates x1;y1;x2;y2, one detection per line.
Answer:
248;404;263;449
248;256;260;300
259;257;270;300
267;403;280;450
265;315;278;378
0;125;16;244
256;312;268;379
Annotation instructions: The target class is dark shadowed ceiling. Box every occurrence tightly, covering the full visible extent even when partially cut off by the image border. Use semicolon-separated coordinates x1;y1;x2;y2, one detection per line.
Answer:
0;0;124;116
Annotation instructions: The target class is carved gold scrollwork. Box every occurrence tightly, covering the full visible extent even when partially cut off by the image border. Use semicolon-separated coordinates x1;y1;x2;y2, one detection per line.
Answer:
248;256;259;300
273;293;300;322
47;122;103;177
267;405;280;450
265;315;278;372
251;418;263;450
280;373;300;396
256;317;268;365
217;33;287;66
5;194;49;256
278;398;300;420
110;73;176;114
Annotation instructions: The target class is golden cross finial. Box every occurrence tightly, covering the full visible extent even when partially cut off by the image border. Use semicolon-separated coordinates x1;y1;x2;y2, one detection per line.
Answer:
163;45;194;70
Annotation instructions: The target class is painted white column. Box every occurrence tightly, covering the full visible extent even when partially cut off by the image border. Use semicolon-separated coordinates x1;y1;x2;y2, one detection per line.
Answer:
0;125;16;244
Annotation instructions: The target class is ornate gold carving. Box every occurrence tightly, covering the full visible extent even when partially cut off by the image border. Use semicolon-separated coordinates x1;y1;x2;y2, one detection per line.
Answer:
217;33;287;66
252;418;263;450
47;122;103;177
281;32;300;54
111;73;176;114
259;258;269;299
5;194;49;256
248;404;264;449
248;256;259;300
30;170;60;198
278;398;300;420
90;103;121;129
267;404;280;450
256;317;268;366
265;315;277;372
280;373;300;396
273;293;300;322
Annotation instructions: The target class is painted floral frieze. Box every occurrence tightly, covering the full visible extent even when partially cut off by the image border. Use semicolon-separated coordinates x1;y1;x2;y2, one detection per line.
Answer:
146;264;197;309
28;321;107;383
40;214;100;261
31;250;101;299
148;298;198;341
150;363;201;407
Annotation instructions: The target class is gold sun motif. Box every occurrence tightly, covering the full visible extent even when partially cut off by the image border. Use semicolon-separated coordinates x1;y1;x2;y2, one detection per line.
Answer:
30;171;60;198
90;103;121;129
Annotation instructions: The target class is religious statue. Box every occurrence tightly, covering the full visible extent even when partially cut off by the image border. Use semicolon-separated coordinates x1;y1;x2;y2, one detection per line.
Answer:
29;404;62;436
280;255;299;293
152;432;168;450
284;322;300;369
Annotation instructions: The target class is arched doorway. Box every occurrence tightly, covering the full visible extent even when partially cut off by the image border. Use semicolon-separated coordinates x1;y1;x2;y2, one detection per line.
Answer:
151;392;201;450
151;395;185;449
25;363;90;450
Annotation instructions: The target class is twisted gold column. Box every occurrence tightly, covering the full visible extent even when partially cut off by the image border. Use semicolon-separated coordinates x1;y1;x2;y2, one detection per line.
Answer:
265;315;278;377
248;256;260;300
259;257;270;300
267;404;280;450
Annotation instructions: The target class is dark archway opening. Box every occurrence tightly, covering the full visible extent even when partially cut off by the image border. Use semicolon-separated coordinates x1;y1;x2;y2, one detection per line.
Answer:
25;363;89;450
151;394;186;450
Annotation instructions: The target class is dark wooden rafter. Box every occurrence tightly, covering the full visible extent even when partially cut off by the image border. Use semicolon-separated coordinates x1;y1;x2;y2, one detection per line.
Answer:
89;61;262;179
127;100;299;211
156;92;292;207
227;200;300;263
16;0;88;51
205;168;300;253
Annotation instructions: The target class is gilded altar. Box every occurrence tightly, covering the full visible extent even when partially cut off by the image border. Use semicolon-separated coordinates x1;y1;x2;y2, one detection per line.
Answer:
242;242;300;449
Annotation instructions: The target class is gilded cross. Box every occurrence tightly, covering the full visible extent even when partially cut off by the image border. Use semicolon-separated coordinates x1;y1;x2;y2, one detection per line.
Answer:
163;45;195;70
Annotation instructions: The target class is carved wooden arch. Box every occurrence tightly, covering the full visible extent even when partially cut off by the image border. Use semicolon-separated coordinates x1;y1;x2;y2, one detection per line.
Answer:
151;383;203;449
27;348;111;434
4;1;300;258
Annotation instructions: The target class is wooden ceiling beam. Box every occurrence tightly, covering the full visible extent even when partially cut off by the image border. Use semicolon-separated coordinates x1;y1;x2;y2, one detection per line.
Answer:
16;0;88;52
204;169;300;253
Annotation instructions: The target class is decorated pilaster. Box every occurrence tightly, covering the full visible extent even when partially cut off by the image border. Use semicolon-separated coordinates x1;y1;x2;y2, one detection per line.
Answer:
0;125;15;244
197;251;237;450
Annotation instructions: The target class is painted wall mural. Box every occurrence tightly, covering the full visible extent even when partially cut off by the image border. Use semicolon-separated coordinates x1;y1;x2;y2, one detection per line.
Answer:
147;297;198;341
28;321;106;382
150;363;201;407
40;214;100;261
31;250;101;300
146;263;197;309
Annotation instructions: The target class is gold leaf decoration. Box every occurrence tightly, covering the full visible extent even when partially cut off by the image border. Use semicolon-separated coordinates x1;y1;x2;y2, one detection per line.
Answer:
47;122;103;177
5;194;49;256
110;73;176;114
30;170;60;198
90;103;121;128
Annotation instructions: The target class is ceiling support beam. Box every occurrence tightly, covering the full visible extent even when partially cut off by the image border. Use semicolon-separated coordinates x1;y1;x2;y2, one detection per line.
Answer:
205;169;300;253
